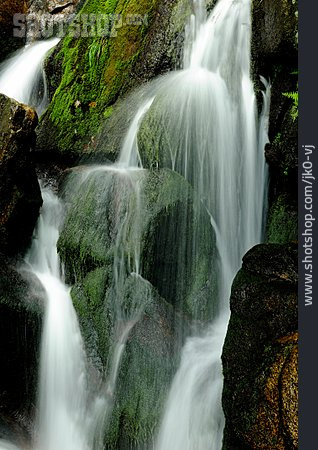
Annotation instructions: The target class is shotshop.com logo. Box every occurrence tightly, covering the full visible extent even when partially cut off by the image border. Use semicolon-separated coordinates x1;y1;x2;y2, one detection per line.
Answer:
13;13;149;39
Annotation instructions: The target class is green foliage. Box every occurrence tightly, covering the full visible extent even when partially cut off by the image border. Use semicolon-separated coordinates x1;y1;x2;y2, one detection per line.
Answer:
282;90;298;121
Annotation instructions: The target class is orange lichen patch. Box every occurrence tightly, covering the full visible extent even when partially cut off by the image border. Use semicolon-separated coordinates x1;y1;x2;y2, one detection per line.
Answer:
278;332;298;345
281;344;298;447
244;333;298;449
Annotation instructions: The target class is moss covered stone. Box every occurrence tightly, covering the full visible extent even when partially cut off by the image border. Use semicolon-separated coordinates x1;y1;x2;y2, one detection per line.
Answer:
58;166;217;320
36;0;195;160
266;193;297;244
71;267;182;448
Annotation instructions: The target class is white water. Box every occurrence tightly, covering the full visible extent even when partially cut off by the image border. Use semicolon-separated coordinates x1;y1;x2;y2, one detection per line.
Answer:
154;0;270;448
24;188;105;450
0;441;20;450
0;38;59;114
118;97;155;168
64;98;156;430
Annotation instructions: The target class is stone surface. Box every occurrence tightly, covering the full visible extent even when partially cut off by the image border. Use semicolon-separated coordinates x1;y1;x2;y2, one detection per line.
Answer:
251;0;298;243
35;0;199;161
222;243;298;449
0;93;42;256
0;253;42;426
58;167;217;321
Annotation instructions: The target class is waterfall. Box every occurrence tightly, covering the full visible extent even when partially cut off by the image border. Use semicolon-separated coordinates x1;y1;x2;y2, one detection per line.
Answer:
152;0;270;448
0;0;271;447
0;38;59;115
24;187;106;450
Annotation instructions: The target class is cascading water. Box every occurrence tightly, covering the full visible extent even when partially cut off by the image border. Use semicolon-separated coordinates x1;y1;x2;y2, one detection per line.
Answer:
0;38;59;115
0;0;271;447
149;0;271;448
24;187;106;450
60;98;156;431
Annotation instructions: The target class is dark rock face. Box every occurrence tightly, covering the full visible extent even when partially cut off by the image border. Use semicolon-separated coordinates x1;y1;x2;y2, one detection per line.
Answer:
222;243;298;449
0;0;27;63
0;94;42;437
0;93;42;256
252;0;298;244
0;253;42;436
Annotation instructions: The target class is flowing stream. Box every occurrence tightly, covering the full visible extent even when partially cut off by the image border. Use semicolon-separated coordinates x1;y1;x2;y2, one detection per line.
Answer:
152;0;270;448
0;38;59;115
25;188;105;450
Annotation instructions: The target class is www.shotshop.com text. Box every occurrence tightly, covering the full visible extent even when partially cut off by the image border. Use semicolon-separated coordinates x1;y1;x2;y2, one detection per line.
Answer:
302;144;315;306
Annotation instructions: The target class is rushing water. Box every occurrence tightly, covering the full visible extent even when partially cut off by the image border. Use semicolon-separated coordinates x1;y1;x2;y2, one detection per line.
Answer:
151;0;270;448
0;38;59;115
24;188;106;450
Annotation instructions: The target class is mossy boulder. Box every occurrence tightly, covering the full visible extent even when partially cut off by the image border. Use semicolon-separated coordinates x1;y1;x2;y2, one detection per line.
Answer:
0;93;42;256
58;166;217;320
266;193;297;244
71;268;183;448
57;164;217;446
222;243;298;449
36;0;197;161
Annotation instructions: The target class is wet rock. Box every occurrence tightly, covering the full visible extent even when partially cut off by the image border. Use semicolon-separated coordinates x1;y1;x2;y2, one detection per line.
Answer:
35;0;201;160
0;253;42;423
58;167;217;321
251;0;298;242
0;93;42;256
222;243;298;449
72;268;184;448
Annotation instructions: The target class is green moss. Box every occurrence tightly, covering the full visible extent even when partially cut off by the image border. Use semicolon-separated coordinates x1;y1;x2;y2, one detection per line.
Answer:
70;266;180;448
266;194;297;244
41;0;161;157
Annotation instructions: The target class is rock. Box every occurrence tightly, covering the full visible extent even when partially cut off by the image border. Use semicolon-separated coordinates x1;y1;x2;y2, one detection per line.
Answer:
26;0;81;42
0;0;27;63
57;165;217;446
0;253;42;422
222;243;298;449
72;268;183;448
0;94;42;256
266;193;297;244
35;0;200;160
251;0;298;242
58;167;217;321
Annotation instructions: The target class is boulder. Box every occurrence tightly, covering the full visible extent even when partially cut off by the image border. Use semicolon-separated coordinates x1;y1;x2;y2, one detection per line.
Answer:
35;0;201;161
72;268;183;448
0;93;42;256
222;243;298;449
57;165;217;446
58;166;217;321
0;253;42;427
